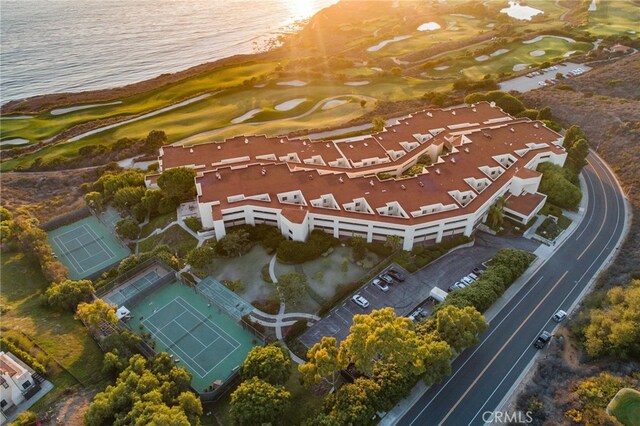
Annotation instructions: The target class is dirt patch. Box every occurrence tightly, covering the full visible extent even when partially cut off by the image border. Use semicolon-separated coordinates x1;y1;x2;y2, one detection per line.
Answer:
47;387;97;426
0;169;99;222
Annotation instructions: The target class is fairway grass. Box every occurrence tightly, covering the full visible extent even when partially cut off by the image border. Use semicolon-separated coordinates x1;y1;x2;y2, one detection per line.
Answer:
585;0;640;38
608;388;640;426
0;252;109;403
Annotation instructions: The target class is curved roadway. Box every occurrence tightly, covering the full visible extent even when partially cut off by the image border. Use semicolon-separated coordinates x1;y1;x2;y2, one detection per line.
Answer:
398;152;628;426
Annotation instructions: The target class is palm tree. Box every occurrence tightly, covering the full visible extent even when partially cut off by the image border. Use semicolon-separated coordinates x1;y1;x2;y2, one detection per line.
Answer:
487;196;507;230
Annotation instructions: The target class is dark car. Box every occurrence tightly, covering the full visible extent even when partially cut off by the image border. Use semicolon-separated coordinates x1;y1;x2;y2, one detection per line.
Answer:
387;269;405;281
472;267;485;275
534;331;552;349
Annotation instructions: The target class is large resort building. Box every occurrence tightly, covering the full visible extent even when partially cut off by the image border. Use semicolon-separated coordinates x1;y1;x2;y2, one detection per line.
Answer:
147;102;567;250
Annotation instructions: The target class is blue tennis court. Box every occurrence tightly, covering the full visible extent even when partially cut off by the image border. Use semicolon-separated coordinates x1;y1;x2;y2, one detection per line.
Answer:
48;215;129;280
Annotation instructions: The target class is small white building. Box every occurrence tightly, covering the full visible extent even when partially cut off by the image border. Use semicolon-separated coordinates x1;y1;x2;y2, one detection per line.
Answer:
0;352;39;424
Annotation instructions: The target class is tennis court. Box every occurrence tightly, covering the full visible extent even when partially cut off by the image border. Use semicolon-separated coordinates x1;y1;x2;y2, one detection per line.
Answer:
48;216;129;280
127;282;259;392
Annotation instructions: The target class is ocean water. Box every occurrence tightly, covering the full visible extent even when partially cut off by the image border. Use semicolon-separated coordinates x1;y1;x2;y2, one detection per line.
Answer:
0;0;337;103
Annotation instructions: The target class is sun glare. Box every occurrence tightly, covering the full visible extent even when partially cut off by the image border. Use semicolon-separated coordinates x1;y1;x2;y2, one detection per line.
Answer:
285;0;315;21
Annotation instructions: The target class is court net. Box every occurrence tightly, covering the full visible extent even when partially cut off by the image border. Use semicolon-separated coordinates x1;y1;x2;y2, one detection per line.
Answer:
195;277;254;321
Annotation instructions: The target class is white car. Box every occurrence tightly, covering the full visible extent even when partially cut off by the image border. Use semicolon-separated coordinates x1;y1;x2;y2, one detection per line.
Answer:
351;294;370;308
372;278;389;292
461;276;474;286
552;310;567;322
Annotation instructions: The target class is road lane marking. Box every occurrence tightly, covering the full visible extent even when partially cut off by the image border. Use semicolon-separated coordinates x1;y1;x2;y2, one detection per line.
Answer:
437;271;568;426
469;154;626;424
406;275;545;426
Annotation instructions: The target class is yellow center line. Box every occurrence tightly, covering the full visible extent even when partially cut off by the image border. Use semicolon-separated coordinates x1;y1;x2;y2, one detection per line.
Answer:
438;270;569;426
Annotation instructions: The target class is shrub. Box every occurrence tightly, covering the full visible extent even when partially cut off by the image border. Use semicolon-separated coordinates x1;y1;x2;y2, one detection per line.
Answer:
252;298;280;315
285;320;308;343
276;230;339;264
184;217;202;233
0;338;46;375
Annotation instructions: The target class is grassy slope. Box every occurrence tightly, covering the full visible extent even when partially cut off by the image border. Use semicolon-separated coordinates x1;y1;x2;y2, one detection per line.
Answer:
0;252;108;408
609;388;640;426
138;224;197;257
585;0;640;37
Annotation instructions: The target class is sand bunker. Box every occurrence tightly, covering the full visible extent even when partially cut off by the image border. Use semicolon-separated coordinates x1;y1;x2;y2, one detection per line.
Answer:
486;23;495;28
450;14;476;19
434;65;450;71
277;80;307;87
51;101;122;116
475;55;490;62
344;81;370;86
231;108;261;124
322;100;348;110
0;138;29;146
530;50;546;57
254;83;267;88
563;50;578;57
490;49;510;57
1;115;33;120
367;35;411;52
449;26;461;31
512;64;529;72
524;35;576;44
417;22;441;31
275;98;306;111
371;67;383;72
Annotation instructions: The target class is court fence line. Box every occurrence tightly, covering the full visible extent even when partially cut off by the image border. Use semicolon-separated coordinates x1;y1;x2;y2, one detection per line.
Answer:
40;206;91;231
91;207;130;249
95;257;175;297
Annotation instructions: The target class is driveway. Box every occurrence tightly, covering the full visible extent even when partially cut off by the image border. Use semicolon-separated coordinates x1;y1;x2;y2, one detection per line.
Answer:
299;233;539;348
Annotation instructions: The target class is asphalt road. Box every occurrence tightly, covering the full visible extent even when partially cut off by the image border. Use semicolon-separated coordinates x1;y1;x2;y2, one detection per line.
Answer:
397;152;627;426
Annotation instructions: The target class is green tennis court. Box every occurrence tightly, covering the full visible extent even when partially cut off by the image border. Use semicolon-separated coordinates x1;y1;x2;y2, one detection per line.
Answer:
48;215;129;280
127;282;259;392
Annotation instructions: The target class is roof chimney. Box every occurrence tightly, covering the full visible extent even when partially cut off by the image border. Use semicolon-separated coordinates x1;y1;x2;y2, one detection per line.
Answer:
418;181;424;187
369;180;375;187
189;148;194;153
245;138;249;144
452;111;456;115
339;177;344;183
464;147;470;153
435;169;441;175
451;157;456;164
510;128;515;133
217;145;222;150
401;185;406;190
261;168;267;176
215;172;222;180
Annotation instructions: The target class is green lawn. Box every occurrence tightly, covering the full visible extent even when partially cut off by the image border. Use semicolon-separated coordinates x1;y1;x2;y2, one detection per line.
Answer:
139;211;177;238
585;0;640;38
138;224;197;257
609;388;640;426
0;252;108;408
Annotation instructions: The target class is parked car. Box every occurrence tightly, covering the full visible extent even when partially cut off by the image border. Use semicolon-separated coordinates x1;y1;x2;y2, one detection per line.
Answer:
461;276;474;286
467;273;479;281
472;267;484;275
380;274;395;285
372;278;389;292
552;310;567;322
387;269;405;281
351;294;370;308
534;331;552;349
448;282;465;292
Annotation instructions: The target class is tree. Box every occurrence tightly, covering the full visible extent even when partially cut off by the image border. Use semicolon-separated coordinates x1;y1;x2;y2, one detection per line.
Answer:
12;411;36;426
360;99;367;108
486;196;506;230
372;363;416;411
538;163;582;209
325;377;380;425
177;391;204;426
433;306;488;352
217;229;251;257
349;236;367;261
241;342;292;385
144;130;168;154
421;339;455;385
276;272;308;305
140;189;164;216
75;299;118;333
385;235;403;252
567;138;589;172
372;117;386;132
186;245;215;269
563;125;586;149
391;66;402;76
116;218;140;240
229;377;291;426
299;337;344;389
583;280;640;360
113;186;146;210
338;307;430;376
536;106;552;121
45;279;95;311
157;167;196;202
84;191;104;211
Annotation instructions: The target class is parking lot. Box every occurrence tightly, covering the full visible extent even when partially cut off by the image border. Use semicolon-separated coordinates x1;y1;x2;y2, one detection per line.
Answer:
499;61;592;92
299;233;539;348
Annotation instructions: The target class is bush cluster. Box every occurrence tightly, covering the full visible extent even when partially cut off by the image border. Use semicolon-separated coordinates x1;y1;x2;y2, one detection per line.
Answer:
276;230;340;264
0;337;46;375
440;248;534;312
